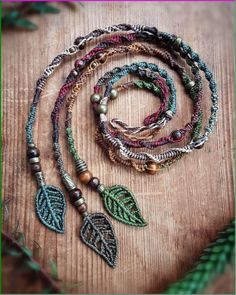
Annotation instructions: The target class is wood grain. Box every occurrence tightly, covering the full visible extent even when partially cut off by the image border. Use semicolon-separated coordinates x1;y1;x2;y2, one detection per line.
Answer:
2;2;234;294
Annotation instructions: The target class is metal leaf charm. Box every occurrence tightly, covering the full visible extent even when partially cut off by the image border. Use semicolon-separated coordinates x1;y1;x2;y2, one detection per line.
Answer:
80;213;118;268
35;185;66;233
100;185;147;227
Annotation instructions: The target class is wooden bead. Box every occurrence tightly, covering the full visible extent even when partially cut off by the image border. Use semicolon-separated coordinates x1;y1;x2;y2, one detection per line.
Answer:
171;130;182;141
27;147;40;159
146;161;160;175
69;188;82;203
79;170;93;184
77;203;87;214
88;177;100;189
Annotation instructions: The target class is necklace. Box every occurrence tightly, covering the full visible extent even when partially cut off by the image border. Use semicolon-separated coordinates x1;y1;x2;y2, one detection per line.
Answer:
25;24;219;268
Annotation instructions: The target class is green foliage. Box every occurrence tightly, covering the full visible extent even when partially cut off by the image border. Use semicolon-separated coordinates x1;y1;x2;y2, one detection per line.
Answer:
2;2;79;30
164;219;235;294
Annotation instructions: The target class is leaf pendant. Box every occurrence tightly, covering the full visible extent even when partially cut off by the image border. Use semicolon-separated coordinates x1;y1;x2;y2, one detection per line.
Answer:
80;213;118;268
35;185;66;233
100;185;147;227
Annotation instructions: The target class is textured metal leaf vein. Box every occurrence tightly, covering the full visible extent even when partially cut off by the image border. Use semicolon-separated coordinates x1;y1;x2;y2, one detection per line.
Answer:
35;185;66;233
101;185;147;227
80;213;118;268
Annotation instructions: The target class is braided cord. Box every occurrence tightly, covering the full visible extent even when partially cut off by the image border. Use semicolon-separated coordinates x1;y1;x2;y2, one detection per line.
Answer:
164;219;235;294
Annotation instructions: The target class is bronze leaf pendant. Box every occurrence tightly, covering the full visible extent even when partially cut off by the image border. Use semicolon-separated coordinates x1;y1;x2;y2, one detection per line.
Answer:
80;213;118;268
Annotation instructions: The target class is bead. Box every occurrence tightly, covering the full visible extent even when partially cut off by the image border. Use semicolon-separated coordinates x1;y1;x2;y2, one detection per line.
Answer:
146;161;160;175
69;188;82;202
77;203;88;215
79;170;93;184
173;37;182;50
35;172;46;187
171;130;182;140
96;104;108;114
165;110;173;119
186;81;195;90
62;172;76;191
27;147;40;159
96;52;107;63
29;157;40;164
195;142;205;149
31;163;41;173
97;184;105;193
88;177;100;189
110;89;118;100
90;93;101;103
74;197;85;207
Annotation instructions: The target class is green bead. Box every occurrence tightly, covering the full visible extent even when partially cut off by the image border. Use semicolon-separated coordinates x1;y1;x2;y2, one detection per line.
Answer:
96;104;108;114
110;89;118;100
90;93;101;103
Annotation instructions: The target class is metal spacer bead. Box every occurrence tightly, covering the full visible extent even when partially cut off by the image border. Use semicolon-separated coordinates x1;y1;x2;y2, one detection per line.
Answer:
61;172;76;191
29;157;40;164
186;81;195;90
35;172;46;187
173;37;182;50
75;159;88;175
74;197;85;207
165;110;173;119
28;143;35;148
96;184;105;194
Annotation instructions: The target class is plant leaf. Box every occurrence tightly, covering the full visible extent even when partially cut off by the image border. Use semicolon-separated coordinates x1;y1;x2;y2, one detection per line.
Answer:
29;3;60;14
80;213;118;268
25;260;41;272
14;18;38;30
100;185;147;227
35;185;66;233
49;260;58;280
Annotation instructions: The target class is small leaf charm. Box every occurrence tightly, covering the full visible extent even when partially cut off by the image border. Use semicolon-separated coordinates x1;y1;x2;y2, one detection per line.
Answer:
80;213;118;268
35;185;66;233
100;185;147;227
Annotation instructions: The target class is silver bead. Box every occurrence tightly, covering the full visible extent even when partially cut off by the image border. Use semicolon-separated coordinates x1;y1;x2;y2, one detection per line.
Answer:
29;157;40;164
165;110;173;119
97;184;105;194
35;172;46;187
62;172;76;191
186;81;195;90
28;143;35;148
74;197;85;207
75;159;88;174
110;89;118;100
96;104;108;114
90;93;101;103
173;37;182;50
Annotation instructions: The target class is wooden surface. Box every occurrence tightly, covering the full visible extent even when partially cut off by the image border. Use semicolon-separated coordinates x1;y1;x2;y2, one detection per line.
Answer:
2;2;235;294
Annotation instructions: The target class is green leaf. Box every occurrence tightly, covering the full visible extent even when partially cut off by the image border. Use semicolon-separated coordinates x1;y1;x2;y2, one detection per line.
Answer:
21;246;32;257
14;18;38;30
2;11;20;26
49;261;58;280
35;185;66;233
25;260;41;272
101;185;147;227
29;3;60;14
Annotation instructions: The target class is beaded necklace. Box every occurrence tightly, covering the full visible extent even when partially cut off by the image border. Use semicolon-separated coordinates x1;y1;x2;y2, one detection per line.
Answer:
25;24;218;268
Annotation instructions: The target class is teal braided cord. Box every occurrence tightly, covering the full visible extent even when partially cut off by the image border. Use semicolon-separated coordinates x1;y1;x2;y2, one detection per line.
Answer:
65;128;80;161
25;105;37;144
164;219;235;294
108;62;177;114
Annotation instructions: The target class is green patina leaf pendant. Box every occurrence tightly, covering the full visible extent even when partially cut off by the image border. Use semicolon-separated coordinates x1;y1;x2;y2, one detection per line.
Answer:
100;185;147;227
